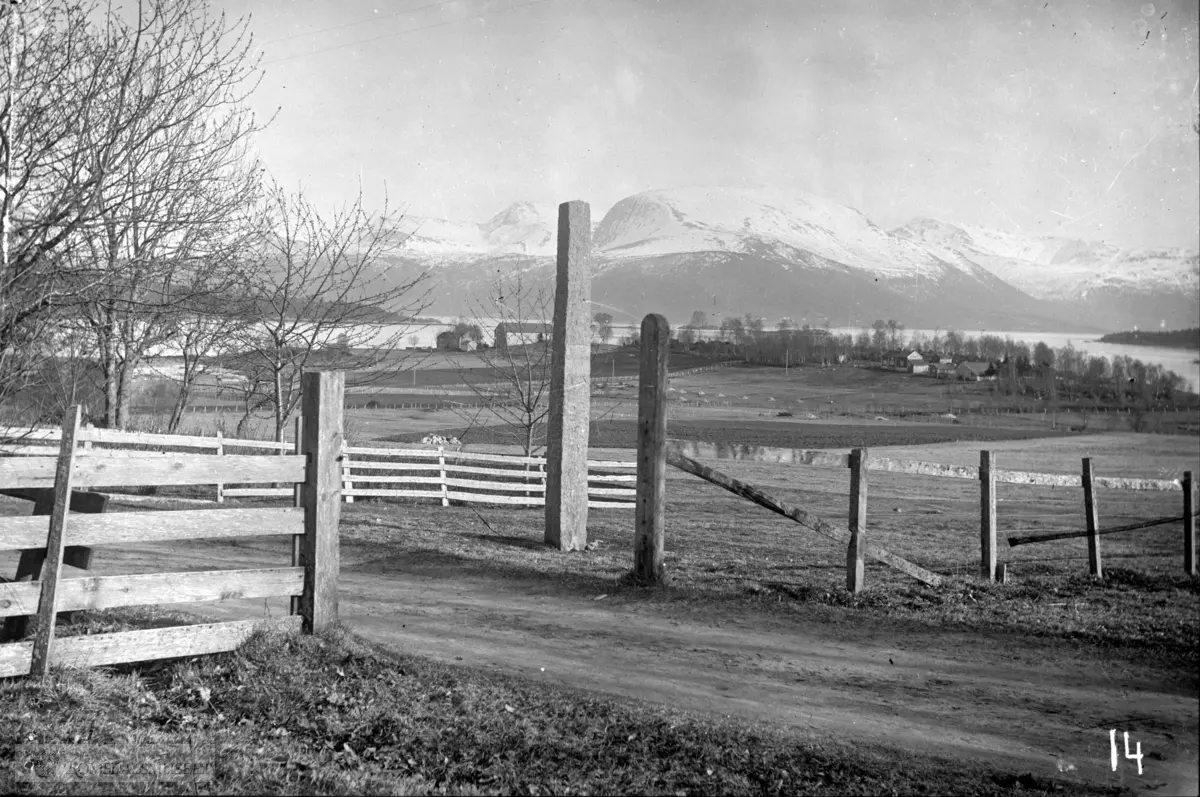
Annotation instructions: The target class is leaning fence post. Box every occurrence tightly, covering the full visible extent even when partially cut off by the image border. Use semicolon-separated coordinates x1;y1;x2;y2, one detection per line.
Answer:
29;406;83;676
435;446;449;507
300;371;343;634
847;447;868;593
980;450;997;581
634;313;669;586
1184;471;1195;576
1082;457;1102;578
214;431;224;503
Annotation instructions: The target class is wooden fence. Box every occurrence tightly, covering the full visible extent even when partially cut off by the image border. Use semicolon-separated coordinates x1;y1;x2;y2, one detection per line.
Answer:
0;372;343;677
0;427;636;509
339;446;635;508
662;439;1194;588
630;313;1198;590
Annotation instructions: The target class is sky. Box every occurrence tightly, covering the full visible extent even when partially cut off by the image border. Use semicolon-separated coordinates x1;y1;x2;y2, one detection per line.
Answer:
220;0;1200;250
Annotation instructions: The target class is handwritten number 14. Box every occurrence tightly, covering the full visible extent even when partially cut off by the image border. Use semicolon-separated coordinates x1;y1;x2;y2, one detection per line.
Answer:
1110;730;1143;775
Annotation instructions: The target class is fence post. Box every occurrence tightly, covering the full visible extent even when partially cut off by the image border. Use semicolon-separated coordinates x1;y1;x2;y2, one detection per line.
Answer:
438;446;449;507
29;406;82;675
980;450;996;582
342;448;354;504
300;371;343;635
82;422;93;452
847;447;867;593
291;414;304;616
634;313;669;585
1082;457;1102;578
1184;471;1195;576
214;431;224;503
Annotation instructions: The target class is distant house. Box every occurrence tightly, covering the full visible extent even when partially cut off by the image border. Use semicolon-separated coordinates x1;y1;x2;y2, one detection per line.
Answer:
436;331;475;352
929;361;955;378
956;361;995;381
494;322;552;350
892;350;925;370
908;355;929;375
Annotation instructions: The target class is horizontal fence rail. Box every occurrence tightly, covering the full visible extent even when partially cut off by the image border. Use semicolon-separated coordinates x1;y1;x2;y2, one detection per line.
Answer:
0;617;301;678
664;439;1183;491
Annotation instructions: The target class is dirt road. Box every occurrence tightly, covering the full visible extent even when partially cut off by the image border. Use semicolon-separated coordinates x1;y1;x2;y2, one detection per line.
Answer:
64;533;1200;795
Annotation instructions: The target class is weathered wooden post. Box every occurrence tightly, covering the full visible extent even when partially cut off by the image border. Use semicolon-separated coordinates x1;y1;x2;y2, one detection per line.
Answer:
980;450;997;582
545;200;593;551
29;406;82;675
438;446;449;507
342;448;355;504
300;371;343;634
634;314;669;585
214;431;224;503
1082;457;1102;578
1183;471;1195;576
291;414;304;616
847;448;867;593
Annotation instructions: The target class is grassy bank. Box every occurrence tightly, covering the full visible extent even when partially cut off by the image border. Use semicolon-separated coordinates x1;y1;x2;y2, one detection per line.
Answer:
0;609;1125;796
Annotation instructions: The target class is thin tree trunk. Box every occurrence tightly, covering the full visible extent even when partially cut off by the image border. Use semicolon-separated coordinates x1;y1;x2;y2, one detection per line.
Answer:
102;318;119;429
115;346;138;431
167;355;196;434
273;364;285;442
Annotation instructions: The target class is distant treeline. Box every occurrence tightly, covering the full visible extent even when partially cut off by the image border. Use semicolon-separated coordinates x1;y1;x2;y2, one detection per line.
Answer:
1099;328;1200;350
659;313;1196;404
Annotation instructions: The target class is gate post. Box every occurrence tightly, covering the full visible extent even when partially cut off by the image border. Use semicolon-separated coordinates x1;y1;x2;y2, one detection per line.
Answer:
1082;457;1102;578
1183;471;1195;576
634;313;669;585
300;371;343;634
980;450;997;581
847;448;868;593
545;200;593;551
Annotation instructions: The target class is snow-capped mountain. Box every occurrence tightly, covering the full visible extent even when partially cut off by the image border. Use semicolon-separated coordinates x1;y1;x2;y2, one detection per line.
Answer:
400;201;557;257
380;188;1198;332
892;217;1199;300
892;217;1199;329
595;187;944;279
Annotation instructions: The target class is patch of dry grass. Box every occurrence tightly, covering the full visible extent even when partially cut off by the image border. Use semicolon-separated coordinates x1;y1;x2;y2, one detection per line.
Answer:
0;611;1125;795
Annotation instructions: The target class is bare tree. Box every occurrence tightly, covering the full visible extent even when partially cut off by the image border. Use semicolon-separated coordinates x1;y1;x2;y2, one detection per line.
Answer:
162;292;257;433
223;180;431;441
74;2;266;430
593;312;613;346
0;0;264;418
451;273;555;457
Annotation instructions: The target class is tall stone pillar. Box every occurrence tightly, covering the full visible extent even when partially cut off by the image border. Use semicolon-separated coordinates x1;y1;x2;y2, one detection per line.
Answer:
544;200;593;551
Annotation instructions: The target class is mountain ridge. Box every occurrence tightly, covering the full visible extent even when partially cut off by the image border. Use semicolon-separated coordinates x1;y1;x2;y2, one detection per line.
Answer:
388;188;1198;331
